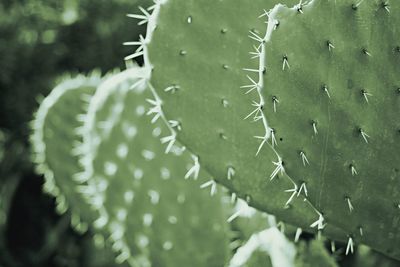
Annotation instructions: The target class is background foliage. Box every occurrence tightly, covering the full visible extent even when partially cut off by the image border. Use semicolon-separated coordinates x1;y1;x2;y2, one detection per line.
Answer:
0;1;147;266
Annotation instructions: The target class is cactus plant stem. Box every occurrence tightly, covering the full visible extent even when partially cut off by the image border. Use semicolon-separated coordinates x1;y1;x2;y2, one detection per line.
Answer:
244;1;327;233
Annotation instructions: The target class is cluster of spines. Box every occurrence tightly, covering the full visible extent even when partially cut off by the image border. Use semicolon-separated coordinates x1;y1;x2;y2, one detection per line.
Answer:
241;1;331;251
78;68;149;264
126;0;400;262
244;0;400;257
131;0;275;226
60;67;243;266
28;2;355;266
126;0;327;248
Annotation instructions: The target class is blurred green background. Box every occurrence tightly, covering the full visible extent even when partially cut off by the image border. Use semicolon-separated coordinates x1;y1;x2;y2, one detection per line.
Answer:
0;1;148;266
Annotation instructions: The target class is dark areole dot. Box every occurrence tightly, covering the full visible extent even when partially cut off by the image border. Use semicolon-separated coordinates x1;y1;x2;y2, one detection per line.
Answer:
381;2;389;9
362;48;370;56
219;132;227;140
326;41;333;49
297;6;303;13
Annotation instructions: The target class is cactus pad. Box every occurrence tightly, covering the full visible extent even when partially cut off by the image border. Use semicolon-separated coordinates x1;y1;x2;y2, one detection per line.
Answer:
31;73;102;232
144;0;347;245
81;68;232;266
258;0;400;259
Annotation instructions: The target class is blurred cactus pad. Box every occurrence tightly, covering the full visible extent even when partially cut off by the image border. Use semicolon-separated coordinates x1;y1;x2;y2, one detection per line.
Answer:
31;67;237;266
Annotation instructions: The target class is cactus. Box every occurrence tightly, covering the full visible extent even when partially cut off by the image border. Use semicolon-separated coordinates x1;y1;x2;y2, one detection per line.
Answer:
31;67;239;266
25;0;400;265
134;0;400;260
141;0;345;245
295;239;338;267
30;73;131;266
144;0;348;241
31;73;103;232
259;0;400;259
81;67;234;266
228;201;339;267
31;66;344;267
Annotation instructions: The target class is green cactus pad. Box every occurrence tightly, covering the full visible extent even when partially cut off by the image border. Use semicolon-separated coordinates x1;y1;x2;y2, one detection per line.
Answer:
258;0;400;259
31;73;102;232
145;0;347;243
81;67;232;266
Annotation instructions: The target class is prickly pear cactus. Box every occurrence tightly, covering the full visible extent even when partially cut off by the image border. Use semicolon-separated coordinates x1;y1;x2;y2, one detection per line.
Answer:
258;0;400;259
136;0;400;260
78;67;233;266
31;73;102;232
140;0;346;250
